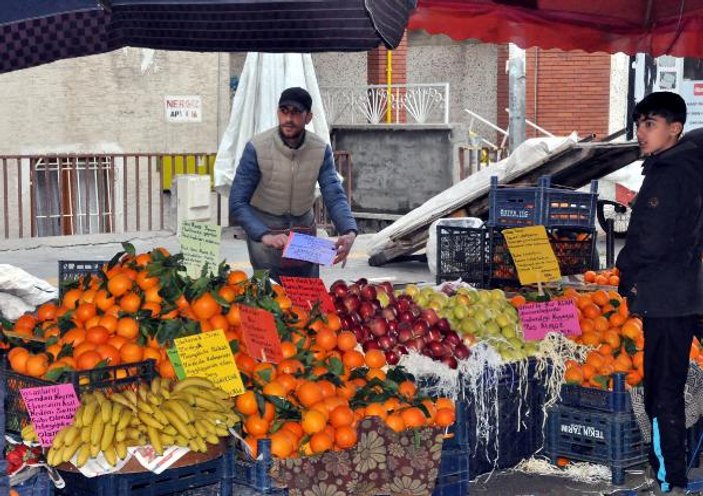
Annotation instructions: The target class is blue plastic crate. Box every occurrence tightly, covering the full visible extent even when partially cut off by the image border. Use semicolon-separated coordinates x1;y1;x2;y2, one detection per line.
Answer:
488;176;543;227
560;373;631;413
433;446;470;496
545;405;647;485
13;471;54;496
540;176;598;229
233;438;281;494
57;449;232;496
230;483;287;496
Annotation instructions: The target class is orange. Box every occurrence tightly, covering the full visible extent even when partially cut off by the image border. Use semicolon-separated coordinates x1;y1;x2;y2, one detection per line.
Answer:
366;368;386;382
191;292;221;320
37;302;58;322
400;407;426;428
217;286;237;304
227;270;248;285
136;271;159;291
119;292;142;313
62;328;87;347
595;275;609;285
277;373;298;393
263;381;287;398
107;273;133;297
269;431;294;458
329;405;355;428
336;331;357;352
226;305;241;327
309;432;334;454
584;270;597;283
120;343;144;364
9;348;30;374
158;360;177;379
297;381;323;408
86;326;110;345
235;353;256;374
315;328;338;351
334;425;358;449
116;317;139;340
62;288;83;310
277;359;304;376
98;314;119;334
143;347;161;364
235;391;259;416
564;365;584;385
593;316;610;333
95;344;121;365
385;414;405;432
73;341;97;358
582;304;601;320
317;380;337;399
398;381;417;400
281;421;304;441
365;403;388;420
592;290;610;307
364;349;386;368
326;314;342;332
76;350;103;370
510;294;527;307
108;335;129;351
25;354;49;377
245;415;270;437
342;350;365;370
435;408;456;427
302;409;327;435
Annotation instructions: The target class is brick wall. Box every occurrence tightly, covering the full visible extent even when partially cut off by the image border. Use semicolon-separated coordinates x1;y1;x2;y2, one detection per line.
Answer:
368;33;408;122
497;46;611;140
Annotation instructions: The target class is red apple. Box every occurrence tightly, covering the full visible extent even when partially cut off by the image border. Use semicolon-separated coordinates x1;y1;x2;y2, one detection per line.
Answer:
385;349;401;365
454;343;471;360
360;285;377;301
369;317;389;337
421;308;439;326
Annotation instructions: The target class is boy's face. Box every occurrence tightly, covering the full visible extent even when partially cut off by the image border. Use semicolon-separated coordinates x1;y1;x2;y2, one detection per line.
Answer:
635;114;682;156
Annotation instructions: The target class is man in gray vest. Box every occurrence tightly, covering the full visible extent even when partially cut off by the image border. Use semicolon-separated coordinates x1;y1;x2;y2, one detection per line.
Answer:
229;87;358;281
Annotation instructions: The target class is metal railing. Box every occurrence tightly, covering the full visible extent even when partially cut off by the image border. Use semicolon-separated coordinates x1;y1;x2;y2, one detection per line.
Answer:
1;151;353;241
321;83;450;125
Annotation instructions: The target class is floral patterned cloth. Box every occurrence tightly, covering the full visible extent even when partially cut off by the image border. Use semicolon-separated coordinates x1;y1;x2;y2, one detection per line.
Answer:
273;418;445;496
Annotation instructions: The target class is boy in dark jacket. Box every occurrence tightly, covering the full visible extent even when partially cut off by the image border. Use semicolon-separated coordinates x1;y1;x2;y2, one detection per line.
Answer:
617;92;703;494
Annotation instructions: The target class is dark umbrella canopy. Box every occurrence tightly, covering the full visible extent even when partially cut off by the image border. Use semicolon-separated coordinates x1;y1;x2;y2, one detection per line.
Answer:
0;0;414;74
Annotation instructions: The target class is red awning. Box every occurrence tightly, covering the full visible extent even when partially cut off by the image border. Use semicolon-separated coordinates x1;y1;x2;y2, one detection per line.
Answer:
408;0;703;57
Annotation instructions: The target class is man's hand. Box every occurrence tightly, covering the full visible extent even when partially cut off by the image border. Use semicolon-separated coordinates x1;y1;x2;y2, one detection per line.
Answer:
334;232;357;266
261;233;289;250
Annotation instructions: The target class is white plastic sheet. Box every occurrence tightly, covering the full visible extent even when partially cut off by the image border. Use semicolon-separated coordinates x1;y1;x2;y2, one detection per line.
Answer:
213;53;330;197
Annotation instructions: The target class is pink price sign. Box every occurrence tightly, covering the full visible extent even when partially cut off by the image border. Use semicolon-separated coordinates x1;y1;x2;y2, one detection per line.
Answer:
20;384;81;447
518;299;582;341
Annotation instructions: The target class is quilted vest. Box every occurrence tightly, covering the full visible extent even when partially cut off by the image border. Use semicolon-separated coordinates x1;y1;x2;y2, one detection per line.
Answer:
249;127;326;216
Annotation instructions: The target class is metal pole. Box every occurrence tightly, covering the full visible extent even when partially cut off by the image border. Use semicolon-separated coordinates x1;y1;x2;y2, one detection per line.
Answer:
606;218;615;268
386;50;393;123
508;43;526;152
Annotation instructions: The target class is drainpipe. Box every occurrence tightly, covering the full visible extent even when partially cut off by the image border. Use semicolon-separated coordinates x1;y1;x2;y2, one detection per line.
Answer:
508;43;526;152
386;50;393;123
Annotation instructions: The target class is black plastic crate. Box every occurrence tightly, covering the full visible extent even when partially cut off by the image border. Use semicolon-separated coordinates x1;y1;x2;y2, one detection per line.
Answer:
488;176;543;227
57;448;232;496
58;260;107;297
545;405;647;485
541;177;598;229
436;225;490;287
488;227;597;287
560;373;631;413
5;359;155;434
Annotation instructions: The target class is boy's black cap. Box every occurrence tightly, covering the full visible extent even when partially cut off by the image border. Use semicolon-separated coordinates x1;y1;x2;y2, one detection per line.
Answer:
278;87;312;112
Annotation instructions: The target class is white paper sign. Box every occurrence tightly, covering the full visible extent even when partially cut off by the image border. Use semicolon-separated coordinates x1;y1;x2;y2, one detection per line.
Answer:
165;96;202;122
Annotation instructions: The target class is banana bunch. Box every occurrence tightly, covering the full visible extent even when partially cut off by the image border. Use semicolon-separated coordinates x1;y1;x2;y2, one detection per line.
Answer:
46;377;239;468
21;424;39;443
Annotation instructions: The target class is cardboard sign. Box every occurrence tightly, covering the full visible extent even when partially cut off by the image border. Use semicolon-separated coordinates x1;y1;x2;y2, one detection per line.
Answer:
282;232;336;266
280;276;335;313
502;226;561;285
166;348;186;380
518;299;582;340
238;305;284;363
21;384;81;447
173;329;245;396
179;221;222;278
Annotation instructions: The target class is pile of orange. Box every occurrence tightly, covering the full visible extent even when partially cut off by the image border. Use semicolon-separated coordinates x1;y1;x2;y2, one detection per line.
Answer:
583;268;620;286
558;288;644;389
6;247;257;380
232;309;456;459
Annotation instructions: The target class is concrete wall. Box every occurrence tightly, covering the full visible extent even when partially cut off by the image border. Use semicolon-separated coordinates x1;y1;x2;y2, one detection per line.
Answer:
331;125;455;216
0;48;230;155
609;53;630;137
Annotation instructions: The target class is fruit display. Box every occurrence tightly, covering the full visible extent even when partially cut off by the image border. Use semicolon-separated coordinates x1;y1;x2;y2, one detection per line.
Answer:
6;441;42;476
405;284;537;363
46;377;238;468
231;298;456;458
329;279;470;369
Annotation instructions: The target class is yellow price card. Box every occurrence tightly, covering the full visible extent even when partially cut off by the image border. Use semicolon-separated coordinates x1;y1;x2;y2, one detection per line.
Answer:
501;225;561;285
173;329;245;396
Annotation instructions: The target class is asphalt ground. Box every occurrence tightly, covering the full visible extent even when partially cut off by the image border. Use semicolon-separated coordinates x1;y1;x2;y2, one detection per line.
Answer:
2;229;698;496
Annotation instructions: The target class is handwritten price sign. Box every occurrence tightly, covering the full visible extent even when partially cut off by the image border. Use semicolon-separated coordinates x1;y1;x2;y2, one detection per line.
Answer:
238;305;284;363
280;276;335;313
21;384;81;447
173;330;245;396
502;225;561;285
518;299;581;340
282;232;336;266
179;221;222;278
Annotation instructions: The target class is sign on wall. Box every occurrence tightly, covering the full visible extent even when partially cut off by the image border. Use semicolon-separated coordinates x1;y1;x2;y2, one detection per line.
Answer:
165;95;202;122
